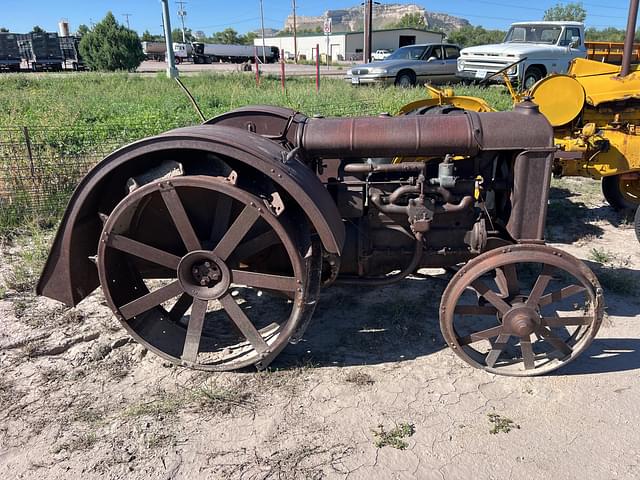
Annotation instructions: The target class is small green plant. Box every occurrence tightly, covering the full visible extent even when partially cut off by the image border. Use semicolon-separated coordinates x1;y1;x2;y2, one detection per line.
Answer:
124;397;182;417
589;247;615;265
53;431;98;453
372;422;415;450
488;413;520;434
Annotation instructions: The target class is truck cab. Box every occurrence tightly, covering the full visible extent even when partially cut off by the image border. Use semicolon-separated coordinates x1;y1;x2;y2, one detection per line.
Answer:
456;21;587;89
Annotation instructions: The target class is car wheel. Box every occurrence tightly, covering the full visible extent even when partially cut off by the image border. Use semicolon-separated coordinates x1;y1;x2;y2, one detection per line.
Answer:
395;71;415;88
522;67;544;91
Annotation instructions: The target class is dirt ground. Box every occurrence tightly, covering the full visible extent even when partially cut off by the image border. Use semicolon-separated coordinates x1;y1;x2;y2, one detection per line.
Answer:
1;177;639;479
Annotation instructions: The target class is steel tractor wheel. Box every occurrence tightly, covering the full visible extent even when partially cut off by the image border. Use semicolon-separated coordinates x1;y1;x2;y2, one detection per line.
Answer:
440;244;604;376
97;175;318;371
602;174;640;211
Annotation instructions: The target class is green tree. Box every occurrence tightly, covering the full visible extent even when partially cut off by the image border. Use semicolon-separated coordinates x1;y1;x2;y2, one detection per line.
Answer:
394;13;427;29
0;28;9;33
76;24;89;37
447;26;506;48
78;12;145;71
31;25;45;33
211;28;242;44
543;2;587;22
239;31;258;45
171;28;193;43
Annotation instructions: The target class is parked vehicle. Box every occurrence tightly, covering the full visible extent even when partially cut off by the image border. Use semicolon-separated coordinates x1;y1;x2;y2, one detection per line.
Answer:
59;36;86;70
346;43;461;87
0;32;21;72
173;42;193;63
142;41;166;61
372;49;393;61
18;32;63;71
192;43;279;64
456;21;588;89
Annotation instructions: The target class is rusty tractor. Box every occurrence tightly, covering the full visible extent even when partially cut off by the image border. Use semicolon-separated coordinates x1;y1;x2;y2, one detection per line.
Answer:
37;100;605;377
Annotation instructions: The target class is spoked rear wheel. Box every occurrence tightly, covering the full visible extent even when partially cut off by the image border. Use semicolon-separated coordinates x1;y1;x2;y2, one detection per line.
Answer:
97;175;310;371
440;244;604;376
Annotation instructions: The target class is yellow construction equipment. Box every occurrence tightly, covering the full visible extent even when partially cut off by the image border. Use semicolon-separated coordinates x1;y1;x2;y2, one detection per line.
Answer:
399;34;640;212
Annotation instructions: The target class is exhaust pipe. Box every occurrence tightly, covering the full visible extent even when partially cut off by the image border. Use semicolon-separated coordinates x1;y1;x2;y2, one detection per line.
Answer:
621;0;639;77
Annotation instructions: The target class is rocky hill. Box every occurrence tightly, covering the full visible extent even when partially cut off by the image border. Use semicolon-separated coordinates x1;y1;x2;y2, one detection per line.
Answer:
284;3;469;34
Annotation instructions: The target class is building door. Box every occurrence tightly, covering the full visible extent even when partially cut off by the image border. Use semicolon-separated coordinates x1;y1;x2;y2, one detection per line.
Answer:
399;36;416;48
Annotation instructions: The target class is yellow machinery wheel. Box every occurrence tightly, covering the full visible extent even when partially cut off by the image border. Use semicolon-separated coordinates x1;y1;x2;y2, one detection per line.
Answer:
602;174;640;210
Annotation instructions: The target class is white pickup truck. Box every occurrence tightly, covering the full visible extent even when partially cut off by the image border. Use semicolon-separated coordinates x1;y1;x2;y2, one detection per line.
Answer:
456;21;587;89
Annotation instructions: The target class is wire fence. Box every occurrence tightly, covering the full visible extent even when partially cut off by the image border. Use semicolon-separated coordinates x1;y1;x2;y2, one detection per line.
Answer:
0;100;402;232
0;123;183;230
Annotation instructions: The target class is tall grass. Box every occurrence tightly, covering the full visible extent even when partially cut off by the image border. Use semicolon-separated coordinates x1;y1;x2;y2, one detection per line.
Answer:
0;72;512;232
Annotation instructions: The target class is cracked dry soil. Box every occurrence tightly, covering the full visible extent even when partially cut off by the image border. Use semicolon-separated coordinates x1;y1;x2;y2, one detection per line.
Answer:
1;178;640;479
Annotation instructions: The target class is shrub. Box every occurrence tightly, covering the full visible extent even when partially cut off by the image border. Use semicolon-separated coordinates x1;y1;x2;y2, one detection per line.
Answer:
78;12;145;72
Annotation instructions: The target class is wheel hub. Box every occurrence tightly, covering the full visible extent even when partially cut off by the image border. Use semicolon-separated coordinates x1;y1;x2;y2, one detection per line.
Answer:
177;250;231;300
502;303;539;337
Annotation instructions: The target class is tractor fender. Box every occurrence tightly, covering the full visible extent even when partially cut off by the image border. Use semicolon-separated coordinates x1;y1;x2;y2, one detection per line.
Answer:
37;125;345;306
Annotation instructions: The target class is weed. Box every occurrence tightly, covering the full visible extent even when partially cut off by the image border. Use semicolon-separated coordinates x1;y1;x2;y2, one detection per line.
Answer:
488;413;520;434
589;248;615;265
372;422;415;450
344;370;375;386
124;398;182;418
189;382;253;414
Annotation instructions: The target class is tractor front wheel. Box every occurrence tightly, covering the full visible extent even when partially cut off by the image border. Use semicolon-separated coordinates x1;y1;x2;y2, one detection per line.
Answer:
635;205;640;243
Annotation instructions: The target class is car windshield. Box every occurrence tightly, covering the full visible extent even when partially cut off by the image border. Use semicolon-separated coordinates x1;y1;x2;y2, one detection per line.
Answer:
385;45;427;60
504;25;562;44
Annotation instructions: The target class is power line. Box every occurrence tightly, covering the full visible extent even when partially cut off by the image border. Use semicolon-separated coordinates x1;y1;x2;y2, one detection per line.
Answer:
122;13;132;29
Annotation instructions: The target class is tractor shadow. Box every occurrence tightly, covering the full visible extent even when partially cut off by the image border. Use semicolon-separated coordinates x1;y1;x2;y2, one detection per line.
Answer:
274;274;451;369
546;186;634;244
559;338;640;375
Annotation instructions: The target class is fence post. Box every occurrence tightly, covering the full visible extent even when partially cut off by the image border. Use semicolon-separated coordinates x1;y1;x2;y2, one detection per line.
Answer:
254;46;260;86
315;44;320;92
22;126;36;180
280;49;286;92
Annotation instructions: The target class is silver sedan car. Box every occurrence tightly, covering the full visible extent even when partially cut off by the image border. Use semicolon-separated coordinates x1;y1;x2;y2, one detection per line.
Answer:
346;44;461;87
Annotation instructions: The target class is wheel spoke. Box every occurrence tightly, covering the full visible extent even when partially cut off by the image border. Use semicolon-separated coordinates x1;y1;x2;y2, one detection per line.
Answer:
520;335;535;370
454;305;498;316
219;293;269;354
458;325;503;345
213;206;260;261
526;264;555;307
160;187;201;252
181;298;208;363
470;279;511;314
119;280;183;320
107;234;181;270
234;230;280;261
542;315;592;327
210;193;233;244
485;333;511;368
232;270;298;292
169;293;193;322
534;325;573;357
539;284;586;307
495;263;519;298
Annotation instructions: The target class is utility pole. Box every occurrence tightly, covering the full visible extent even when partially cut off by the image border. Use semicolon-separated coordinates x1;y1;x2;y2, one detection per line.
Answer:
292;0;298;63
122;13;132;29
259;0;266;63
160;0;178;78
363;0;372;63
176;1;187;43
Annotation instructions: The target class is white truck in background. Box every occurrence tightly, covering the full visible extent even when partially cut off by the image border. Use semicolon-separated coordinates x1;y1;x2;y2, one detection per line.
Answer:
456;21;587;89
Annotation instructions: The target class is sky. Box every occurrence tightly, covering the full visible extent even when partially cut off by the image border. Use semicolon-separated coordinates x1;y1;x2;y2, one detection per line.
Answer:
0;0;634;35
